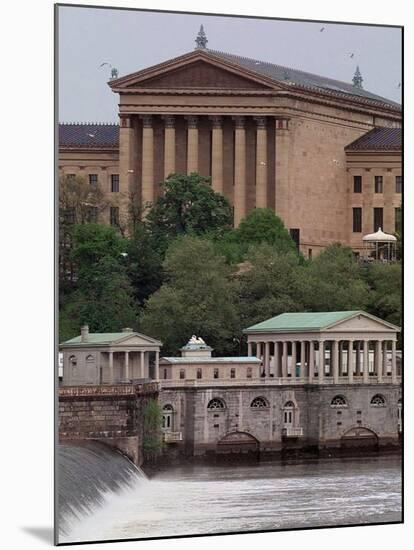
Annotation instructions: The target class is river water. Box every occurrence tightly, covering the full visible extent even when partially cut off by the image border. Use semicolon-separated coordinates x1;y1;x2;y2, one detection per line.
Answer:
60;450;402;544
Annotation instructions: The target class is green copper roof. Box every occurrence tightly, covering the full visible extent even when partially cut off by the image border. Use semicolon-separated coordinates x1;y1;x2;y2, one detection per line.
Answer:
62;333;131;345
244;311;361;333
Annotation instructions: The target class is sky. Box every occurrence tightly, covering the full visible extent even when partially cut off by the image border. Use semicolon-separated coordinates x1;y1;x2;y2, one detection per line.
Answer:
58;5;402;123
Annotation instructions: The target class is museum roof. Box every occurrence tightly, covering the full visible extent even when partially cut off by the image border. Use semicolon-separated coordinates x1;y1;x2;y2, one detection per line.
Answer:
61;331;162;347
244;311;362;333
59;123;119;148
161;357;261;364
345;127;402;151
207;49;401;109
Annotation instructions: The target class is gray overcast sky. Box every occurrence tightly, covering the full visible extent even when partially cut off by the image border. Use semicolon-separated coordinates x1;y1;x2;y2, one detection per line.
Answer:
58;5;402;123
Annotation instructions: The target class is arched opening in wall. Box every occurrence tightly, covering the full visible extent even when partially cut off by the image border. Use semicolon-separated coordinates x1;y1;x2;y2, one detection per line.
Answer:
341;427;378;450
162;404;174;432
217;431;259;455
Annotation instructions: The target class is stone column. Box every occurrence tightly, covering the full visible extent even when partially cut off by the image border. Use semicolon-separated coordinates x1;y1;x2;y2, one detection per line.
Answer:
318;340;325;382
125;351;129;380
141;115;154;208
291;341;297;381
256;342;262;360
376;340;382;383
309;341;314;383
162;115;175;179
210;116;224;194
347;340;354;384
355;341;361;378
391;340;397;383
274;342;280;378
382;341;388;378
140;351;145;379
274;118;290;223
255;116;267;208
247;341;253;356
282;341;288;378
155;351;160;381
333;340;339;384
363;340;369;383
119;115;136;223
109;351;114;384
264;342;270;377
186;115;199;173
300;341;306;381
233;116;246;226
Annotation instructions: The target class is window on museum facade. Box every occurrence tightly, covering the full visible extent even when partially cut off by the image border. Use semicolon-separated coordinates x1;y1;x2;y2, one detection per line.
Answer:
289;228;300;251
86;206;98;223
374;176;383;193
110;206;119;226
67;173;76;180
353;175;362;193
230;368;236;379
111;174;120;192
162;404;173;430
250;396;269;409
214;368;219;379
89;173;98;186
283;401;295;424
370;394;386;407
373;208;383;232
395;176;402;193
353;207;362;233
163;368;168;380
197;368;202;379
246;367;252;379
207;398;226;410
63;207;76;225
395;207;402;234
330;395;348;408
179;369;185;380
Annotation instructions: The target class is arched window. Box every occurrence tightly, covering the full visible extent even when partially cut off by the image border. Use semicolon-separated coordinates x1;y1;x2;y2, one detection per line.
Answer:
207;398;226;410
370;394;386;407
86;354;94;362
162;404;174;430
250;396;269;409
330;395;348;408
283;401;295;425
69;355;77;366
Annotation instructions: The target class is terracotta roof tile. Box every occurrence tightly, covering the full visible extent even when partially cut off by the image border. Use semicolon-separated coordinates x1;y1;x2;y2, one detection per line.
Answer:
345;127;402;151
59;123;119;148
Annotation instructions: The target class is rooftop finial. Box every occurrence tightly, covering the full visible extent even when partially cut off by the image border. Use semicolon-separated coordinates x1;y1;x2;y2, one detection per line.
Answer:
195;24;208;49
352;66;363;89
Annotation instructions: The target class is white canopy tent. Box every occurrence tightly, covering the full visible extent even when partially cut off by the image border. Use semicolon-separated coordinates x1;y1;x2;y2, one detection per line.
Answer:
362;228;397;262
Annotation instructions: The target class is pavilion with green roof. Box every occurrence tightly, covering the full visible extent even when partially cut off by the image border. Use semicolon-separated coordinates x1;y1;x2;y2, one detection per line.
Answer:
244;310;400;385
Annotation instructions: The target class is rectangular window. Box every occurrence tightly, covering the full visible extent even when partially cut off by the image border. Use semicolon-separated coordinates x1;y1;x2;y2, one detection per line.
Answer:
352;207;362;233
163;369;168;380
214;368;219;379
395;175;402;193
353;175;362;193
179;369;185;380
197;368;202;379
67;173;76;180
89;174;98;186
374;176;383;193
308;248;312;259
111;174;120;192
63;207;75;224
230;368;236;379
395;207;402;234
110;206;119;226
246;367;252;379
373;207;383;232
86;206;98;223
289;228;300;250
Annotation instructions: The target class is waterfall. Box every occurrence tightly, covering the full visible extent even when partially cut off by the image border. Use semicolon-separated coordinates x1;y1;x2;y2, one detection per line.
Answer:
57;441;147;536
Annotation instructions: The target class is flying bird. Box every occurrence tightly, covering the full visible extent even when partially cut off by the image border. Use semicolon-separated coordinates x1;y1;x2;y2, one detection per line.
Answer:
320;27;325;32
99;62;112;68
86;133;96;138
348;52;355;59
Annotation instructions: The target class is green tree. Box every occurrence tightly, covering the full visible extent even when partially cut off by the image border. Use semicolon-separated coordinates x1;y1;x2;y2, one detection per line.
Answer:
145;173;233;253
299;243;370;312
142;398;164;462
140;236;240;355
365;262;401;327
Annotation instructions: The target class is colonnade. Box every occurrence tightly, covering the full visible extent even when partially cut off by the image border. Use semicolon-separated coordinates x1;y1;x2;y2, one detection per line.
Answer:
120;114;290;226
106;350;160;383
247;339;399;384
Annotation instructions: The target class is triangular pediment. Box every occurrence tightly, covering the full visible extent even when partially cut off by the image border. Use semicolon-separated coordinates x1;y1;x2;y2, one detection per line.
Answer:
110;50;280;92
112;332;162;347
325;312;399;333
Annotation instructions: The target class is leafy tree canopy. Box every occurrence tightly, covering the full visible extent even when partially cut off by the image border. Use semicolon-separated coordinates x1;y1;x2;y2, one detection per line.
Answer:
365;262;401;328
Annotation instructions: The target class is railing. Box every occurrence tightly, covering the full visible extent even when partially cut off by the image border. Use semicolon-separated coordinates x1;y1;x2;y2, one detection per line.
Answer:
282;427;303;437
59;382;159;397
163;431;183;443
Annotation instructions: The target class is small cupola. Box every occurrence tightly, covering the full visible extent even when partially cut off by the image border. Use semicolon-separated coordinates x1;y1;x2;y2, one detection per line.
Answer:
180;335;213;358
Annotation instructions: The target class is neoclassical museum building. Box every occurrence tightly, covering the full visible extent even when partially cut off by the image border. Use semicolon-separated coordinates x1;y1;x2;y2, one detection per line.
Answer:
59;28;402;256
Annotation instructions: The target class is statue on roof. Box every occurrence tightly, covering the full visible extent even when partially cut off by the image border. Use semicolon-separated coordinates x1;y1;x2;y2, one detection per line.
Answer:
188;335;206;345
195;24;208;49
352;66;363;89
110;67;119;80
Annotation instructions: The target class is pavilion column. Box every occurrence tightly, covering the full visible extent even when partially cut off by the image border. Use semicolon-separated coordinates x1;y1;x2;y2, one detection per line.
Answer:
376;340;382;383
124;351;129;381
247;341;253;356
264;342;270;377
300;341;306;381
141;115;154;209
382;341;388;378
363;340;369;383
274;342;280;378
282;341;288;378
140;351;145;379
162;115;176;179
210;116;224;194
256;342;262;360
333;340;339;384
274;118;290;222
109;351;114;384
186;115;199;173
347;340;354;384
318;340;325;382
255;116;268;208
154;351;160;381
233;116;246;226
355;341;361;378
309;341;315;383
291;341;297;381
391;340;397;383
